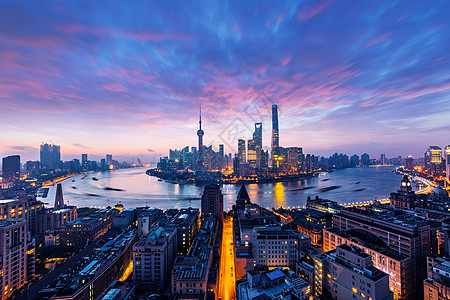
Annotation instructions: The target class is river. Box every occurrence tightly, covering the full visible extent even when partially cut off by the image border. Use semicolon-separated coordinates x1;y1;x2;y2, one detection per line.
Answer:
39;166;412;211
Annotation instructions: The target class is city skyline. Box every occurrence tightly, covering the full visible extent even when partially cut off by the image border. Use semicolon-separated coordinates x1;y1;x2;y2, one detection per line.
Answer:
1;1;450;161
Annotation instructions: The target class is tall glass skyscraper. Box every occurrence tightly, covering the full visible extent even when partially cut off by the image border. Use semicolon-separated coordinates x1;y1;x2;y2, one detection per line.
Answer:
271;105;279;151
253;123;262;167
238;139;246;163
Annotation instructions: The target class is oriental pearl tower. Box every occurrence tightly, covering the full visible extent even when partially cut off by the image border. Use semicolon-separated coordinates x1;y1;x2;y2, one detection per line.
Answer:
196;105;204;171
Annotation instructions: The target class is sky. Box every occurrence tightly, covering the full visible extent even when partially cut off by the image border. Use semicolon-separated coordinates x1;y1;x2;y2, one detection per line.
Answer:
1;0;449;162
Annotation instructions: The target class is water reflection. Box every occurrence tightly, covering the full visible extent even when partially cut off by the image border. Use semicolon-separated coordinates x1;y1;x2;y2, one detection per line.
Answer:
41;166;404;210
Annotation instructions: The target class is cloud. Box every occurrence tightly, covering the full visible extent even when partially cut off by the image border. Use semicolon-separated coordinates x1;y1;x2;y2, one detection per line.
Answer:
9;146;36;151
147;149;155;152
72;143;90;149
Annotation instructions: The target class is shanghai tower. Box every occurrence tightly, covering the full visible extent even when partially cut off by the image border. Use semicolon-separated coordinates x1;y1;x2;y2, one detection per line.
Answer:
271;104;279;152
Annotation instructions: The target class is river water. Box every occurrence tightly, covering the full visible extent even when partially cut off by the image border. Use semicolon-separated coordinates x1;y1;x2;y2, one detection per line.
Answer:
40;166;411;211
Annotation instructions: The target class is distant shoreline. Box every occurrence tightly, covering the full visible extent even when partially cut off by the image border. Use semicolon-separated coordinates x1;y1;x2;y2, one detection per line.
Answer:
146;168;318;185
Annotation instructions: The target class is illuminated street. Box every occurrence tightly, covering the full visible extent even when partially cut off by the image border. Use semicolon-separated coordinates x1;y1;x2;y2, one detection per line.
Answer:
219;217;236;300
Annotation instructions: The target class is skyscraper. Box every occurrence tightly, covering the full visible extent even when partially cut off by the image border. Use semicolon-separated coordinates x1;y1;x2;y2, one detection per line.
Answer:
425;146;443;165
2;155;20;183
271;105;279;154
82;154;88;165
253;123;262;167
197;106;204;171
238;139;246;163
40;143;61;170
405;156;414;171
201;185;223;222
445;146;450;181
247;139;257;168
361;153;370;166
106;154;112;165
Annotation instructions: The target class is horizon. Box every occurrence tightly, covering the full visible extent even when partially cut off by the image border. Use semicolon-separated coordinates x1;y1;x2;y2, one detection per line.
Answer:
1;1;450;162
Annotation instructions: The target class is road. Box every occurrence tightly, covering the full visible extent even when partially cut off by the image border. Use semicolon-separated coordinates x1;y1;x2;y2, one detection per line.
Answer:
219;217;236;300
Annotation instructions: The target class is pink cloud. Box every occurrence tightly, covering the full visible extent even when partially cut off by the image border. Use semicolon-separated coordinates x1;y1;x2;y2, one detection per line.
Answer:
281;57;291;66
297;0;335;22
276;14;284;25
102;83;127;93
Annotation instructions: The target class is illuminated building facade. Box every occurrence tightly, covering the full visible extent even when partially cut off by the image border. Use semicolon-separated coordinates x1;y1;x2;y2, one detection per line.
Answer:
252;227;311;269
271;104;279;153
425;146;443;175
314;244;393;300
200;185;223;223
445;146;450;181
0;198;44;237
253;123;262;167
424;258;450;300
287;147;303;174
247;139;257;168
165;208;200;255
1;155;20;183
238;139;246;163
0;219;35;300
133;226;177;290
329;206;433;299
60;209;116;247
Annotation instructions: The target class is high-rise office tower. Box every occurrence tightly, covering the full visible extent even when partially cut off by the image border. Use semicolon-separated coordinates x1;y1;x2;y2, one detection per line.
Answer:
233;156;240;175
253;123;262;167
81;154;88;165
106;154;112;165
380;153;386;165
425;146;443;165
40;143;61;170
405;156;414;171
238;139;246;163
446;146;450;181
271;105;279;154
247;139;257;168
201;185;223;222
197;106;204;171
287;147;302;174
2;155;20;182
260;150;269;170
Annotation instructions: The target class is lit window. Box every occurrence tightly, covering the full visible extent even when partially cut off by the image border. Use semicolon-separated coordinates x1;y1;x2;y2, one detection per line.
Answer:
352;287;357;293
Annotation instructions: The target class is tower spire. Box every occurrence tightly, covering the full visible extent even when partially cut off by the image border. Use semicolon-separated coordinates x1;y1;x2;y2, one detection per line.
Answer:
199;105;202;130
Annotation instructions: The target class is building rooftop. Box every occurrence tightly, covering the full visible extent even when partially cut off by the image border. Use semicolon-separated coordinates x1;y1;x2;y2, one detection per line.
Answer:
52;207;76;214
265;269;285;281
0;219;24;227
337;206;431;237
172;216;216;281
238;268;310;300
433;261;450;279
325;228;409;261
317;248;388;282
40;230;136;298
